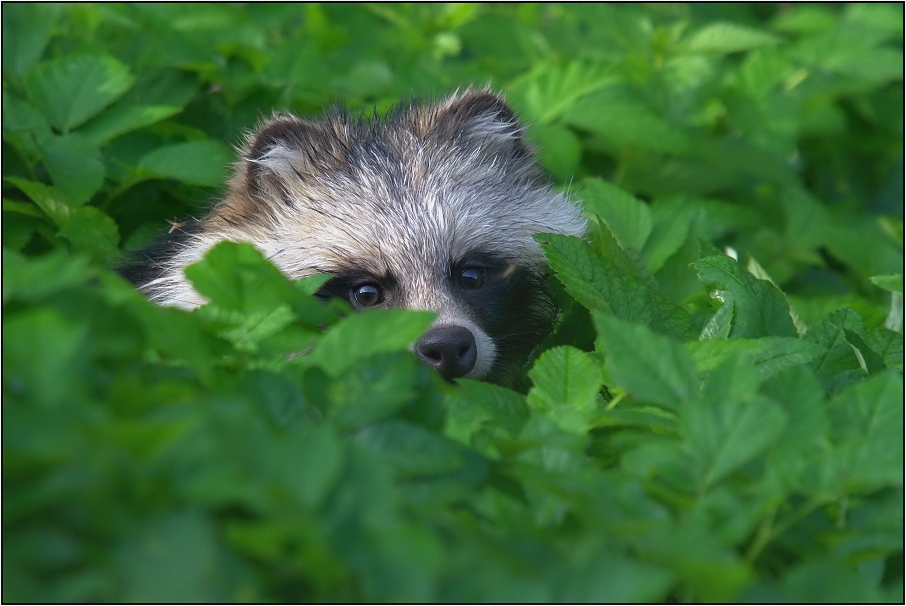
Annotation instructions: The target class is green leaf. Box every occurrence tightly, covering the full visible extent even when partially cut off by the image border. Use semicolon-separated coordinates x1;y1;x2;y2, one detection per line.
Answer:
828;371;904;492
308;309;435;378
761;366;832;495
138;140;232;186
699;349;760;404
117;511;232;603
682;355;787;489
356;420;471;479
184;241;334;327
508;61;618;125
1;3;60;75
804;308;879;395
865;327;904;372
77;103;182;146
641;198;700;273
844;3;904;37
275;424;345;508
771;6;837;34
780;187;831;259
444;379;530;446
2;250;93;304
315;353;419;431
539;226;696;340
693;254;795;339
3;307;89;407
57;206;120;259
687;337;826;381
38;134;105;205
528;123;581;181
634;524;753;602
4;177;75;227
198;305;301;353
328;60;393;100
699;300;734;340
527;346;604;434
567;93;691;155
2;92;50;133
579;177;652;252
736;47;790;99
870;274;903;294
778;558;886;603
824;216;903;280
2;199;45;220
594;313;697;411
25;54;135;131
557;551;674;603
685;22;779;54
823;46;904;83
746;255;808;337
119;297;218;382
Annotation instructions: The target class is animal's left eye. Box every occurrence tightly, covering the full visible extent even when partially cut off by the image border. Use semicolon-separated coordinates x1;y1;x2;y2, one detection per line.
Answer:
459;267;485;290
352;283;383;307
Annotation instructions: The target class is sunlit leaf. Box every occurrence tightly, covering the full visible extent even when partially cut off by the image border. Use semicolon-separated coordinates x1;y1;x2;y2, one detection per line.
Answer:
25;54;135;131
138;140;233;187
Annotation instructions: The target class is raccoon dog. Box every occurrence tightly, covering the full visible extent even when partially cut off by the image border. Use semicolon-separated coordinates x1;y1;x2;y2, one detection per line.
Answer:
122;90;587;386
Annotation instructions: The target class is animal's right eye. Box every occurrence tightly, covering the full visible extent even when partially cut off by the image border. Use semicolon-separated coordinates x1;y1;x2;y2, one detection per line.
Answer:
352;283;383;307
458;267;486;290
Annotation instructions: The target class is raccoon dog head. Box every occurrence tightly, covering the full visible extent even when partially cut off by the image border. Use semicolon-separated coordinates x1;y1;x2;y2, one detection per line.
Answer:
130;90;587;386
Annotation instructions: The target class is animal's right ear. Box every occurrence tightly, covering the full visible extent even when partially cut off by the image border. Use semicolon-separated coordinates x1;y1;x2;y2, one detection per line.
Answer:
430;89;523;136
238;114;346;200
428;89;532;158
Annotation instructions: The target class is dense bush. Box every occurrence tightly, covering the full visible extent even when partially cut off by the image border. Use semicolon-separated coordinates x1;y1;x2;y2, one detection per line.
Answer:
3;3;903;602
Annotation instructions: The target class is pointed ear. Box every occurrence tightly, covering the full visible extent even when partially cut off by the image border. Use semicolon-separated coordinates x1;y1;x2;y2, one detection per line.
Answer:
238;113;347;201
427;89;531;155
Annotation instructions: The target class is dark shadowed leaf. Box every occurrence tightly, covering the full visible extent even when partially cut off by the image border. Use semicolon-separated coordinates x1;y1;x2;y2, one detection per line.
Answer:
38;134;105;204
58;206;120;259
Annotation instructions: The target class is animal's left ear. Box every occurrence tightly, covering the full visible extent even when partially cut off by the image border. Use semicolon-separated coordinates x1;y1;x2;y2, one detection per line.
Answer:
428;89;530;151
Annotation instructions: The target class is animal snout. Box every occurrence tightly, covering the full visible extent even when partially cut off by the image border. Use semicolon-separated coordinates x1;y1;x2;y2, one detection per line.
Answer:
415;325;478;380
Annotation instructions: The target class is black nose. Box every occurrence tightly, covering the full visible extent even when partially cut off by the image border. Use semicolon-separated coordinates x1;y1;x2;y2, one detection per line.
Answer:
415;326;477;380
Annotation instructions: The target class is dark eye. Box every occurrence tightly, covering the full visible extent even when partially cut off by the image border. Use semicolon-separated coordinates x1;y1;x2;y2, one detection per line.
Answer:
459;267;485;290
352;283;383;307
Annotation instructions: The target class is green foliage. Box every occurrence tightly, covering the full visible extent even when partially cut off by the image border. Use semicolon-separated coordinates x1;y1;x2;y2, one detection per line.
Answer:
3;3;902;603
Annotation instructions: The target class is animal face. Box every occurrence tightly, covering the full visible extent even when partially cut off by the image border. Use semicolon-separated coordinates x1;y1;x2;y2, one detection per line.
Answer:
123;89;586;385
